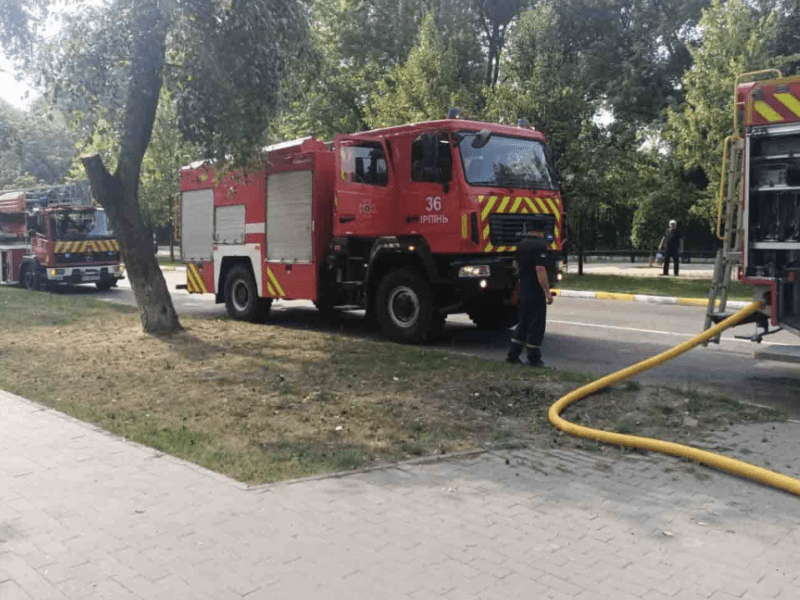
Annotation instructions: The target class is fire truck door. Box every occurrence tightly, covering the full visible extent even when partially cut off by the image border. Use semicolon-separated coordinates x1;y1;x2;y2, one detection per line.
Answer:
333;137;394;237
397;132;458;244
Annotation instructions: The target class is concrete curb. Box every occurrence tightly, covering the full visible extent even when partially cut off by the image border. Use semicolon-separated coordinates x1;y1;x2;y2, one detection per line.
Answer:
552;288;750;309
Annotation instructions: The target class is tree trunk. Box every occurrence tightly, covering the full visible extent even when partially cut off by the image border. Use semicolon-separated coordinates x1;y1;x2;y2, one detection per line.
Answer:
82;0;181;335
83;155;181;334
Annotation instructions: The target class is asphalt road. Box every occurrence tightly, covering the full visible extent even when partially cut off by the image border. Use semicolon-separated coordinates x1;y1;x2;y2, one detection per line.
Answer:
100;269;800;417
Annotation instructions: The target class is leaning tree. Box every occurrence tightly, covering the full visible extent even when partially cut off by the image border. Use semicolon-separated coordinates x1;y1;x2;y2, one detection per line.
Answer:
19;0;306;333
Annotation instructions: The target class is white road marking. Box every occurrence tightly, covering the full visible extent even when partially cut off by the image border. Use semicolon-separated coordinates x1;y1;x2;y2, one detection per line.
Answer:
549;319;796;346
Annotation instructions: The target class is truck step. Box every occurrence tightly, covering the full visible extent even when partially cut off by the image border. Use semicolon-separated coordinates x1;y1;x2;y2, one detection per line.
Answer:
707;311;765;327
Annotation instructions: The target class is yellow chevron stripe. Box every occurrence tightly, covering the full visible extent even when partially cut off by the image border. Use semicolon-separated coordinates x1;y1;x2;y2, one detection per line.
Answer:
545;197;559;217
775;92;800;118
534;197;549;213
497;196;510;213
754;100;783;122
461;214;468;240
186;264;208;294
266;267;285;297
524;197;537;213
265;280;277;297
481;196;497;221
482;224;490;240
54;239;120;253
511;197;523;213
484;242;494;252
186;266;197;293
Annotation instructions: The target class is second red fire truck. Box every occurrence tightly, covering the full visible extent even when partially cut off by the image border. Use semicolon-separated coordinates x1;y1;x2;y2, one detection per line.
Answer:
0;187;123;291
706;71;800;341
180;117;564;342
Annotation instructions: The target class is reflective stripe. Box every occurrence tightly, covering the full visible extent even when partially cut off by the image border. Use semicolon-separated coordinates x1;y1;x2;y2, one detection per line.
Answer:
754;100;783;123
775;92;800;118
186;263;208;294
265;266;285;297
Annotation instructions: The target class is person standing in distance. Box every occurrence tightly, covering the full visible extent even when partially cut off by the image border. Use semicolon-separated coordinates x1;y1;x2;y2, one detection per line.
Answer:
506;222;554;367
659;219;684;276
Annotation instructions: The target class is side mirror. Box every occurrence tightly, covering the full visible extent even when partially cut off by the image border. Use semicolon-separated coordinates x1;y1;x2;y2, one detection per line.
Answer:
471;129;492;149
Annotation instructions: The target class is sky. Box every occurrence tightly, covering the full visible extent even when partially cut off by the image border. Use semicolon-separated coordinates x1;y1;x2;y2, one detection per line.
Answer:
0;55;36;110
0;71;35;109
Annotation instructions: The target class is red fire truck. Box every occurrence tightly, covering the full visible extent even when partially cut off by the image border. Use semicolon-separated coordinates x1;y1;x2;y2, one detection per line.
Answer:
180;118;564;342
706;71;800;341
0;188;124;291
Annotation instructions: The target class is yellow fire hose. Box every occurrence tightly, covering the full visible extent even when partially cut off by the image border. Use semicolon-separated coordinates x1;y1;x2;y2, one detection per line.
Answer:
548;301;800;497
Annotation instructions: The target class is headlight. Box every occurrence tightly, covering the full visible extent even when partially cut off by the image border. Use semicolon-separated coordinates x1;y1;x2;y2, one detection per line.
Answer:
557;272;563;282
459;265;491;278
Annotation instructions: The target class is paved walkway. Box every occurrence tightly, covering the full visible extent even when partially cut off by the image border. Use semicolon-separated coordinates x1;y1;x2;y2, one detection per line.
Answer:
2;390;799;599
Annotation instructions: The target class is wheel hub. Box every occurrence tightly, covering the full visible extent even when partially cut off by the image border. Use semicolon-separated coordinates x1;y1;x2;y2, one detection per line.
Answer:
388;286;419;329
232;280;250;311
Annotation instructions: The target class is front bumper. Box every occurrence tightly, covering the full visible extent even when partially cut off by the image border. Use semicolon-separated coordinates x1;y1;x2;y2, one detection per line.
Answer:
45;264;124;284
450;257;516;294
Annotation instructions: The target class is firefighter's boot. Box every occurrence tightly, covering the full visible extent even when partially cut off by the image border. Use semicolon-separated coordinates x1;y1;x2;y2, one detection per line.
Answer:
527;346;544;368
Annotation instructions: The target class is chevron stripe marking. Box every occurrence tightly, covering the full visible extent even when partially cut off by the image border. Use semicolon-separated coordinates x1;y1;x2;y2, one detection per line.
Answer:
775;92;800;118
545;197;559;217
186;264;208;294
482;224;490;240
511;197;523;213
754;100;783;122
497;196;510;213
461;214;468;240
481;196;497;221
266;267;285;297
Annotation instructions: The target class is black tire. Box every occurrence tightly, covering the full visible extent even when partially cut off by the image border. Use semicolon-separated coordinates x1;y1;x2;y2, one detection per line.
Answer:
96;280;113;292
375;268;433;343
224;265;271;322
18;265;28;289
24;264;41;292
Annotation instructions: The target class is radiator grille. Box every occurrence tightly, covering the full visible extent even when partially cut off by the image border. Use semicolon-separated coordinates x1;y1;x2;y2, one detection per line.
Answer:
488;213;555;247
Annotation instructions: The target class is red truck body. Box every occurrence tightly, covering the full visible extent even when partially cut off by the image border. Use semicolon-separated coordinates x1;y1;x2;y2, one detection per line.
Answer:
735;75;800;335
180;118;564;341
0;189;123;291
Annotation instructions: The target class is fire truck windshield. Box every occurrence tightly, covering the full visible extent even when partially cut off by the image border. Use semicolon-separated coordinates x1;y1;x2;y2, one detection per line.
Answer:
458;132;558;191
51;209;111;240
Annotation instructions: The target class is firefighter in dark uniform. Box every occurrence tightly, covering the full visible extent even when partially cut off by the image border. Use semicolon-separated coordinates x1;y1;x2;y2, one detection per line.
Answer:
506;222;554;367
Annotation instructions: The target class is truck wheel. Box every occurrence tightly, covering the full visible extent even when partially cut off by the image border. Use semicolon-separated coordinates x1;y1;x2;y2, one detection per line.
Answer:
224;265;271;322
25;266;41;292
18;265;28;288
375;268;433;343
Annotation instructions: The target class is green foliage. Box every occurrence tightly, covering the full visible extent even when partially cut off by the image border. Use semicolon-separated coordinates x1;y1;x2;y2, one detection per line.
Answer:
271;0;484;140
139;90;197;232
365;15;476;127
0;99;76;189
33;0;306;169
664;0;778;224
0;0;49;56
172;0;308;165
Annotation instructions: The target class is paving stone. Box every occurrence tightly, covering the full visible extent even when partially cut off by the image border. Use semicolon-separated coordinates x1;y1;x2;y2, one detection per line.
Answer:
2;390;800;598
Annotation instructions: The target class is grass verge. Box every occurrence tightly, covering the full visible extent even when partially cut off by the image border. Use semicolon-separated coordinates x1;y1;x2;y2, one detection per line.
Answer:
0;286;782;484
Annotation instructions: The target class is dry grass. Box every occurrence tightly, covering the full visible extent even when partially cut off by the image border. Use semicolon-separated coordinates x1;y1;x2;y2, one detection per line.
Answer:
0;286;784;483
